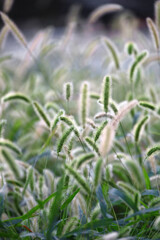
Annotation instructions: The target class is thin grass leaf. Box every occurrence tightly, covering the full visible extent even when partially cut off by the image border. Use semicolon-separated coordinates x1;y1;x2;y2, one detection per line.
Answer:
22;166;34;195
65;164;91;194
102;37;120;69
143;167;151;190
0;138;21;155
46;176;64;240
88;4;123;23
3;191;58;226
110;188;138;212
61;188;80;210
33;101;50;128
94;159;103;188
2;92;31;104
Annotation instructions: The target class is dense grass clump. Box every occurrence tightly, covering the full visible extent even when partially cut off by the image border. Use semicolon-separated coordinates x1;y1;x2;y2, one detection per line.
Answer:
1;2;160;239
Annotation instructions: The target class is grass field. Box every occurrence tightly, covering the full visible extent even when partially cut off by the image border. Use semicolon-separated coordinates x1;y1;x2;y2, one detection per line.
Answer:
0;2;160;240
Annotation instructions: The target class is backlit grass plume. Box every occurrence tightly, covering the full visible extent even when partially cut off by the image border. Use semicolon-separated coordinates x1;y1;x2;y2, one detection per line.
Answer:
100;100;138;156
146;17;160;50
88;4;123;23
0;12;32;56
155;0;160;30
3;0;14;13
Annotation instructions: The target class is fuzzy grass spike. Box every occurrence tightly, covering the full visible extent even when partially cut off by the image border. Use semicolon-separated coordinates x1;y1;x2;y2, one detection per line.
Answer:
33;101;51;128
0;12;33;58
2;149;21;179
85;136;100;156
102;37;120;69
2;92;31;104
0;25;9;49
155;0;160;30
80;82;89;129
57;126;74;155
94;159;103;188
94;120;108;142
130;51;148;82
147;17;160;50
102;75;112;113
65;164;91;194
64;82;73;101
134;115;149;142
139;101;156;111
0;138;21;155
88;4;123;23
147;146;160;157
76;153;95;168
